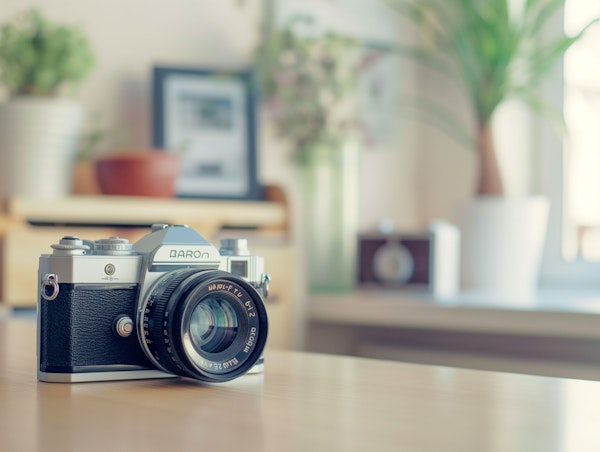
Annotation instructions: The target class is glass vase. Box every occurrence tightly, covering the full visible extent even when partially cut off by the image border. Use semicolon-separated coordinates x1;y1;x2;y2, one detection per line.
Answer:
299;142;359;293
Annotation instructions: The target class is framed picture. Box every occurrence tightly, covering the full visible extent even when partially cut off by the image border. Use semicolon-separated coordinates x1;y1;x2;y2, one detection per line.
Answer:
152;66;261;200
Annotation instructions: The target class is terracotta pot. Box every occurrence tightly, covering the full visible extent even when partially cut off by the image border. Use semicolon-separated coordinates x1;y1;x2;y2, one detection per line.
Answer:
72;160;101;195
95;151;180;198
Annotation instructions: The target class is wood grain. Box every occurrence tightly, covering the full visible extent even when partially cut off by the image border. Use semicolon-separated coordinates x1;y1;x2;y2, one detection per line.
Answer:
1;319;599;451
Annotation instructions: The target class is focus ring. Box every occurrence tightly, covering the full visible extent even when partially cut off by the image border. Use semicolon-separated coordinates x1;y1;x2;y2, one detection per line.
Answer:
145;269;204;376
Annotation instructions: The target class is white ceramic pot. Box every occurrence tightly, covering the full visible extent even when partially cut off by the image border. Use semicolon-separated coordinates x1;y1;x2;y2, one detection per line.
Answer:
0;97;83;198
460;196;550;303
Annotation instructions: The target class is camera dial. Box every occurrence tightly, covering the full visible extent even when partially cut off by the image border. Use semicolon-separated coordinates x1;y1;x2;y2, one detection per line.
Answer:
51;236;90;255
94;237;134;255
219;238;250;256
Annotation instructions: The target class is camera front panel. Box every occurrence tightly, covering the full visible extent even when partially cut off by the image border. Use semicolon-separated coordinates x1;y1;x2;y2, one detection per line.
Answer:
39;284;152;374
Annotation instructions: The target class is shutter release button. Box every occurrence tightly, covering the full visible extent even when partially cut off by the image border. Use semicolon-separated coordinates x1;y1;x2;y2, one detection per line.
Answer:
114;315;134;338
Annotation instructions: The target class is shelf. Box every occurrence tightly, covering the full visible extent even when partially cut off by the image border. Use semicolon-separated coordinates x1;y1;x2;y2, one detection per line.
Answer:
307;289;600;380
2;196;287;234
308;288;600;340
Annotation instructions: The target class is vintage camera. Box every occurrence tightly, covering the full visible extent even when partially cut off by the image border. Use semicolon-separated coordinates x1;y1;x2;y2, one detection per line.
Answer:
358;221;460;297
37;224;269;383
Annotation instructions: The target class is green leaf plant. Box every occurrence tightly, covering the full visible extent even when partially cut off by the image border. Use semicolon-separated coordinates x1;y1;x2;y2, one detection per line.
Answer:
0;9;95;97
387;0;597;196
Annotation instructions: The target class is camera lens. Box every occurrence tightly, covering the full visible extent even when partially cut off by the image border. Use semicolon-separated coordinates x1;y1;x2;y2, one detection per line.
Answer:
139;269;268;382
189;297;238;354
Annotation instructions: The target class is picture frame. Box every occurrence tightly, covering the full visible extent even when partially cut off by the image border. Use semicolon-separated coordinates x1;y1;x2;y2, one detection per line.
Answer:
152;66;261;200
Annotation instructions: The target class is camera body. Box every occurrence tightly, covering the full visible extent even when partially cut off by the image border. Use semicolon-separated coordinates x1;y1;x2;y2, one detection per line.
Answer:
38;224;269;383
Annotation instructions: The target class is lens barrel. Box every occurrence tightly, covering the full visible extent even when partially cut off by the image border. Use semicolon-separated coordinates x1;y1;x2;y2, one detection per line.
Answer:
140;269;268;382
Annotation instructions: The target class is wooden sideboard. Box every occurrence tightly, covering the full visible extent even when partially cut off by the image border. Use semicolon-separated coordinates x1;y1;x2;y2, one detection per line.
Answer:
0;195;301;349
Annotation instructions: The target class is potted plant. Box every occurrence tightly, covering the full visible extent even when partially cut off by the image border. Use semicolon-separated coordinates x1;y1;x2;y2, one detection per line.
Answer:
255;18;370;292
94;150;180;198
0;9;94;198
71;116;181;198
390;0;596;300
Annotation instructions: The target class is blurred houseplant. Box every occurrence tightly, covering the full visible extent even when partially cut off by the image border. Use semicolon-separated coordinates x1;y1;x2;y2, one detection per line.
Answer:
390;0;594;196
389;0;597;299
256;19;367;292
0;9;94;198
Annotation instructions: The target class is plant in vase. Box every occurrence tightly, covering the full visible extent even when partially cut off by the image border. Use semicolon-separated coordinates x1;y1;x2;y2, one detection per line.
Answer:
388;0;597;299
255;18;375;292
0;9;95;198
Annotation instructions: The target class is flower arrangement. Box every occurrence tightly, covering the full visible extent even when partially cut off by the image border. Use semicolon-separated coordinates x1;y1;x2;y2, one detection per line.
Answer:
255;18;368;165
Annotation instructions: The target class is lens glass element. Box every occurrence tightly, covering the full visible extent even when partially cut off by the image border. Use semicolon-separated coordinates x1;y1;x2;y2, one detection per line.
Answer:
189;296;239;354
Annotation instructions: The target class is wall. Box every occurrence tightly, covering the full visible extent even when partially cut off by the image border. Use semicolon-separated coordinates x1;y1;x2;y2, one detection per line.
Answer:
0;0;427;234
0;0;264;153
1;1;539;233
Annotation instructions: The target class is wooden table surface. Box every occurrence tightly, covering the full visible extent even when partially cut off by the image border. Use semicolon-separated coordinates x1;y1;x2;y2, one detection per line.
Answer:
1;317;599;452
